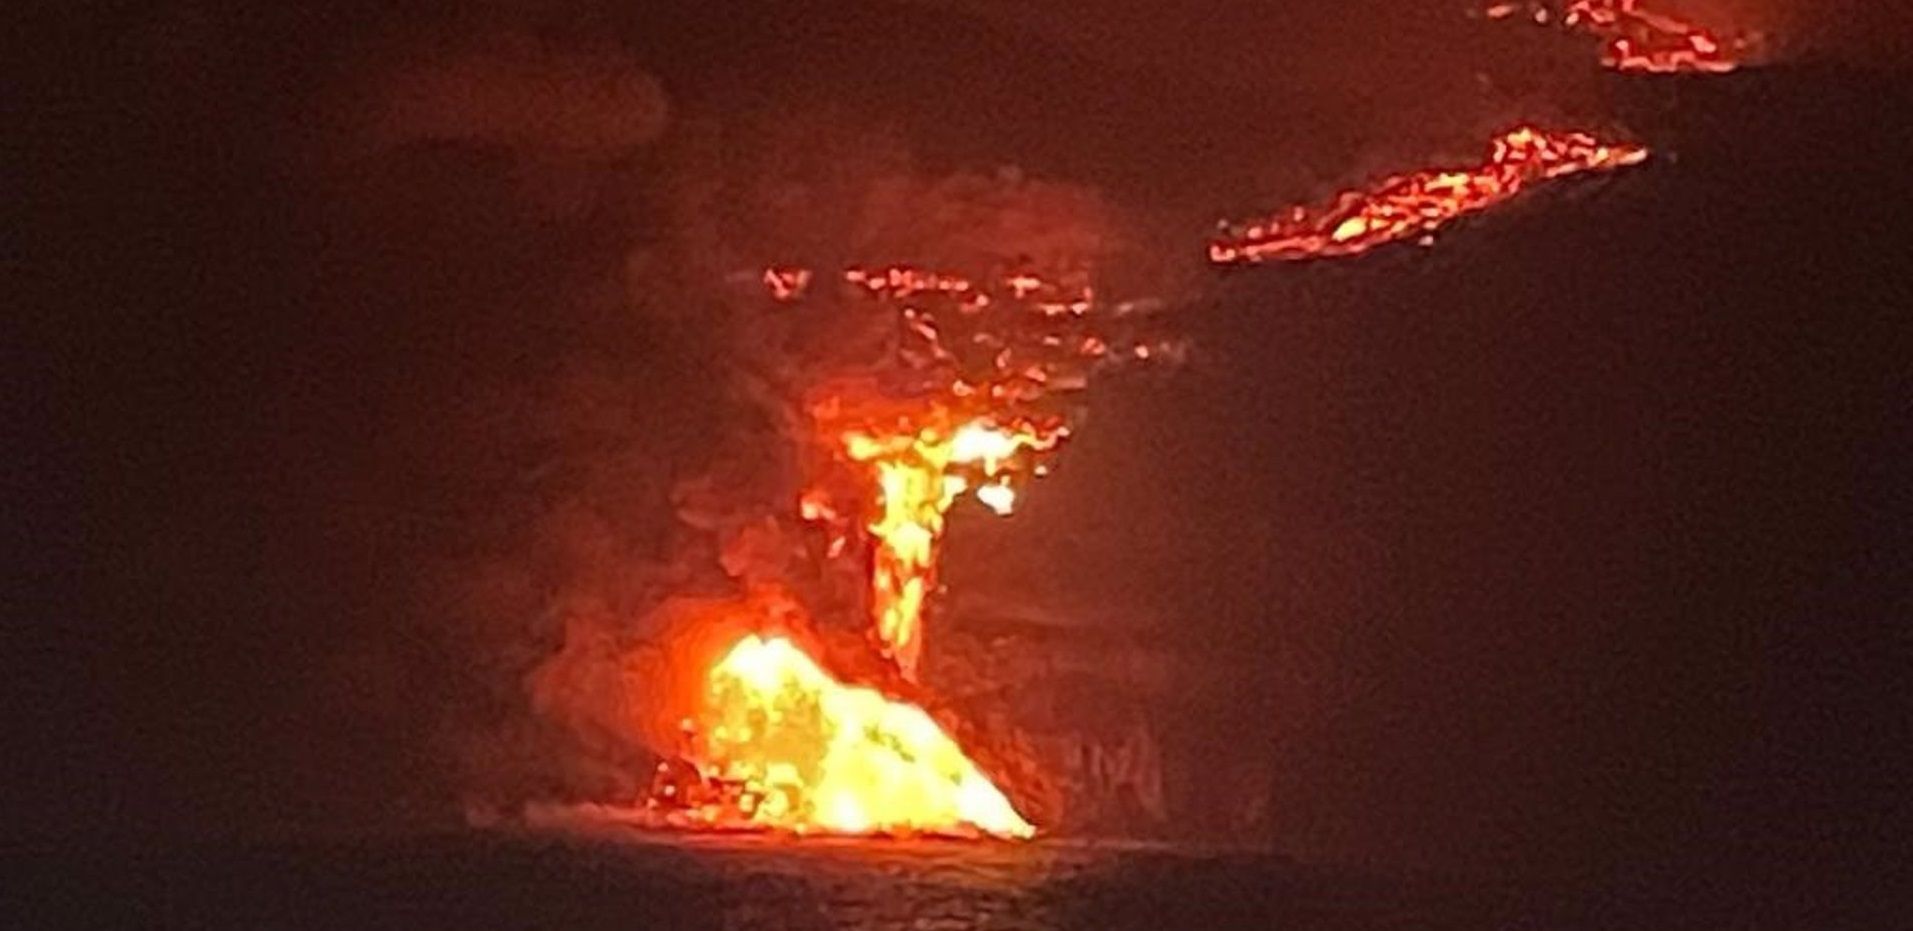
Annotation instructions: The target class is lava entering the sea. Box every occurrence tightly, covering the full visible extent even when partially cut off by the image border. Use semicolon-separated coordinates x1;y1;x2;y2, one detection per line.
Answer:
641;264;1169;839
647;633;1036;838
1209;125;1648;265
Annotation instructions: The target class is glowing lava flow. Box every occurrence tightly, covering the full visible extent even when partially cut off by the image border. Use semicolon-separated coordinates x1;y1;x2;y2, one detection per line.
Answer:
643;267;1163;837
1486;0;1752;72
801;266;1150;679
653;634;1035;839
1209;125;1648;264
835;414;1060;680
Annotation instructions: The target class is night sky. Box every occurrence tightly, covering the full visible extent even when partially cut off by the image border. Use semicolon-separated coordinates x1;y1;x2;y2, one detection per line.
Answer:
10;0;1910;907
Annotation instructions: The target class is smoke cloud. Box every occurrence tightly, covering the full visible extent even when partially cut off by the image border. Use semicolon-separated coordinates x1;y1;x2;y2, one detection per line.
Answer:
281;16;1139;819
25;0;1904;866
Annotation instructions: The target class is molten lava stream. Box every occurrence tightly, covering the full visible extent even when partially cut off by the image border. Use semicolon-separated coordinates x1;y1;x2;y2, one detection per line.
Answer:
650;634;1035;840
840;417;1057;681
643;267;1141;841
1486;0;1751;73
1210;125;1648;265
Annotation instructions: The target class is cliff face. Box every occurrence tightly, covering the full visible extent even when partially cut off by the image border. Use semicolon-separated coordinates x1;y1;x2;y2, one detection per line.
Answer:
928;600;1273;843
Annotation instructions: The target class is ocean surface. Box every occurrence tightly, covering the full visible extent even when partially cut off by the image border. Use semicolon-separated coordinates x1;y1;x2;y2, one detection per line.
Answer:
11;824;1584;930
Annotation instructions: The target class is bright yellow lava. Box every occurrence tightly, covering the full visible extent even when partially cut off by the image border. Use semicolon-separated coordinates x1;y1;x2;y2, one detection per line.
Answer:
688;634;1035;839
841;417;1055;680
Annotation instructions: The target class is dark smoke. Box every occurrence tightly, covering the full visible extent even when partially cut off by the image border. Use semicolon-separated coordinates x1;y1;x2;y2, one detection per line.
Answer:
12;0;1908;887
493;122;1132;818
299;20;1137;823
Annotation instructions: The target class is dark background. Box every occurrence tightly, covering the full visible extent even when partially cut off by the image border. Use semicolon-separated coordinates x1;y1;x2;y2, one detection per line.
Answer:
9;0;1909;911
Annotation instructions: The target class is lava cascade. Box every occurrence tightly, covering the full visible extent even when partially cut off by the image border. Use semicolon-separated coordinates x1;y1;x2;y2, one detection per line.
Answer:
643;265;1169;838
830;412;1059;680
802;266;1164;680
